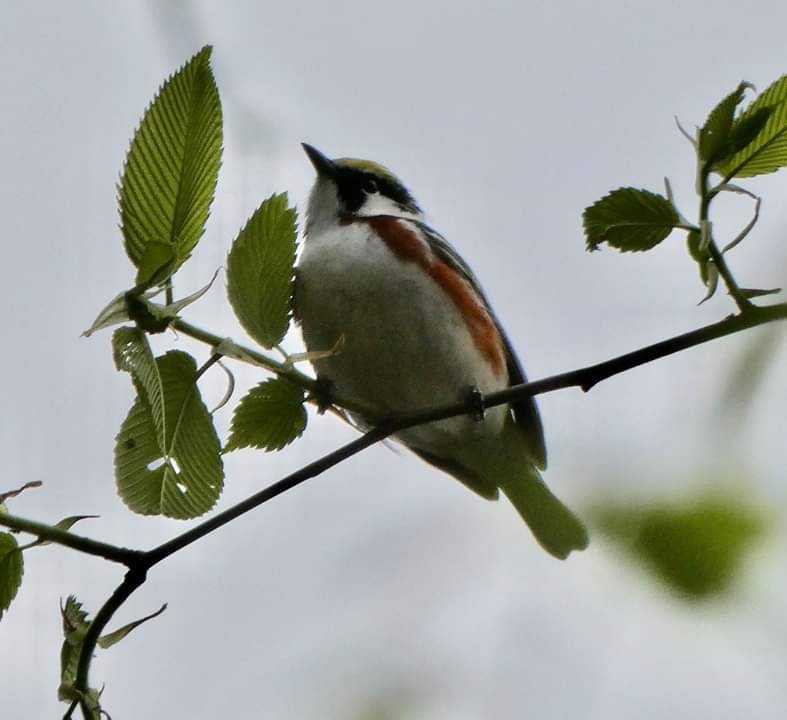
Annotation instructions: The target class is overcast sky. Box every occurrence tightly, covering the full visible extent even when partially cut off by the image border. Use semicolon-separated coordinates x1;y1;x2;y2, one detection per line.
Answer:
2;1;787;718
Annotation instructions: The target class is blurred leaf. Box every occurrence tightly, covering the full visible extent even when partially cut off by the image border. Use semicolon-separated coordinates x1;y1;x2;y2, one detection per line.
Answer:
98;603;167;649
114;351;224;518
225;378;307;452
118;45;222;284
596;494;766;599
718;74;787;178
226;193;298;348
583;188;679;252
0;533;23;619
699;82;751;165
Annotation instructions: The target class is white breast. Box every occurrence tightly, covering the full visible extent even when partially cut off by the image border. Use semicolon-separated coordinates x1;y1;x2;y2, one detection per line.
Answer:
297;221;510;448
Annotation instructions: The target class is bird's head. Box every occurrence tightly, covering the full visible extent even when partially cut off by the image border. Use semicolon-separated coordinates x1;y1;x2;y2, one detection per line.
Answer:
302;143;422;235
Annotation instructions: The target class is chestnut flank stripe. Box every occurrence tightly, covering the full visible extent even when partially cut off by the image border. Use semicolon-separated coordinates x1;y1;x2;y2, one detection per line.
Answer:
365;216;506;376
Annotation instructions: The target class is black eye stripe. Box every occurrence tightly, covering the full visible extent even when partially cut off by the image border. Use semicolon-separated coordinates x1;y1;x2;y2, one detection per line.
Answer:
334;166;421;214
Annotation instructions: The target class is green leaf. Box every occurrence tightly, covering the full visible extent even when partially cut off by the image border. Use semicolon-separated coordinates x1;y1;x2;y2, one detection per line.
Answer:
740;287;781;299
113;327;166;440
58;597;102;714
118;45;223;284
135;241;179;289
114;350;224;518
718;75;787;178
32;516;99;548
583;188;679;252
226;193;298;348
0;532;23;619
596;494;765;600
59;596;90;700
725;106;774;156
225;378;307;452
98;603;167;649
699;82;751;165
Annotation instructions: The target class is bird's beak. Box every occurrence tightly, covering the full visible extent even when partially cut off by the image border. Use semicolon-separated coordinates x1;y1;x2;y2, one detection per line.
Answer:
302;143;337;179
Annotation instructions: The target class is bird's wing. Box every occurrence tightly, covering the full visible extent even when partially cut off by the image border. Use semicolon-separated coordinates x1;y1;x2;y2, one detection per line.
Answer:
416;220;547;469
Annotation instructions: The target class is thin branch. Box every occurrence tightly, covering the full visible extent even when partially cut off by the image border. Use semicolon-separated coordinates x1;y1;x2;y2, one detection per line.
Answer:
701;173;754;312
0;513;141;566
146;301;787;565
63;300;787;715
70;568;148;719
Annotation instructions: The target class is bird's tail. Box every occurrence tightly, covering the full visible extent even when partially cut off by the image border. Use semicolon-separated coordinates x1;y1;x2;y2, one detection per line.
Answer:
499;466;588;560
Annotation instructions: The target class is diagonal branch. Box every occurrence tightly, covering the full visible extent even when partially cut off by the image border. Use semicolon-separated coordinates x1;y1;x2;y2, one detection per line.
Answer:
147;300;787;564
23;300;787;719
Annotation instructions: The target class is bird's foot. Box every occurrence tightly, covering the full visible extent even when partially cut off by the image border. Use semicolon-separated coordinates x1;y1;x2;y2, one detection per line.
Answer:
309;377;336;414
462;385;486;422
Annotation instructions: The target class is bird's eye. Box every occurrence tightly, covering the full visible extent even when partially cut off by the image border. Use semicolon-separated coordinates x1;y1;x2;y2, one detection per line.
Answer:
363;177;379;194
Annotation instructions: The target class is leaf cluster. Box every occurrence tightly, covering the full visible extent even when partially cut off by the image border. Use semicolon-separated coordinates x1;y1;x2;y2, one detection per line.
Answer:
2;47;311;715
583;76;787;303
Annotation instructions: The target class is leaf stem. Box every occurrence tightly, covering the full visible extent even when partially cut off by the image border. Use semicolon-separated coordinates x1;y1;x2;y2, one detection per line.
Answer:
700;173;754;312
171;318;380;417
0;514;141;566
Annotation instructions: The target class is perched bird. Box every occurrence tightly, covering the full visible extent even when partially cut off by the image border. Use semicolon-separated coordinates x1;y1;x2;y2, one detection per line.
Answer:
296;144;588;559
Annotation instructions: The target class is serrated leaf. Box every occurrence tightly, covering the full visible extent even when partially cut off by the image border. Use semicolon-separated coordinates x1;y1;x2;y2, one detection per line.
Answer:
59;597;101;710
113;327;166;441
226;193;298;348
61;595;90;646
718;75;787;178
596;495;765;599
118;45;223;283
0;532;23;619
583;188;679;252
114;350;224;518
98;603;167;649
699;82;751;165
225;378;307;452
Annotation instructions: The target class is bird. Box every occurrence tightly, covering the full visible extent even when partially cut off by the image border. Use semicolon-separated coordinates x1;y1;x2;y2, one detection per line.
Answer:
296;143;588;559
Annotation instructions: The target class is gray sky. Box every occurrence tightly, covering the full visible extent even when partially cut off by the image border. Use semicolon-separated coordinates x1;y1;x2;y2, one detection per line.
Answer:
2;1;787;718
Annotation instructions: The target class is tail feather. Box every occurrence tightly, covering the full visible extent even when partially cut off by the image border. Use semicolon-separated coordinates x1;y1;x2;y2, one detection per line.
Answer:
500;468;589;560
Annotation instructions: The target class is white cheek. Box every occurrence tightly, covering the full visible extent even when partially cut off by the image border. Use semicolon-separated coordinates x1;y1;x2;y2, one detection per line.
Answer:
357;193;422;220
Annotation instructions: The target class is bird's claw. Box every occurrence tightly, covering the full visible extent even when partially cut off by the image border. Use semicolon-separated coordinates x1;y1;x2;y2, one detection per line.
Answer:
463;385;486;422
